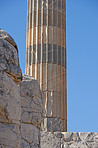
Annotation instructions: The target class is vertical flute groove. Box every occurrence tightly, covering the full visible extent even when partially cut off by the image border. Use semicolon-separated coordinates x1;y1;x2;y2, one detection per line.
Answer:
25;0;67;132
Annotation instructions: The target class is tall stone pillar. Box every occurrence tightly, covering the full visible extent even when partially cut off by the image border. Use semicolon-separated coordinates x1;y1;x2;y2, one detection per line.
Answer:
25;0;67;132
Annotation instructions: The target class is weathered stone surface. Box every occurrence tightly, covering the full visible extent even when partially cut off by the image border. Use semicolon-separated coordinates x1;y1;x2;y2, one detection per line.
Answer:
0;70;21;147
40;132;98;148
30;143;39;148
0;30;43;148
41;131;61;148
0;29;18;50
20;75;42;148
20;75;42;127
0;29;22;85
21;124;39;144
0;123;21;148
0;70;21;125
0;29;22;147
21;139;39;148
21;139;30;148
94;135;98;143
61;132;98;148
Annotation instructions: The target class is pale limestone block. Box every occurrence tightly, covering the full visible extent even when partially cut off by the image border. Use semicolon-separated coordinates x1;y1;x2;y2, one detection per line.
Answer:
89;143;98;148
61;132;98;148
0;29;21;148
61;132;72;142
0;29;18;50
20;75;42;148
21;75;42;99
30;143;39;148
21;110;41;124
79;132;91;141
21;123;39;144
0;123;20;148
41;131;61;148
84;132;95;142
72;133;80;142
21;139;30;148
0;29;22;84
21;96;30;108
29;100;42;112
33;97;42;108
69;141;88;148
0;71;21;125
94;135;98;143
20;75;42;127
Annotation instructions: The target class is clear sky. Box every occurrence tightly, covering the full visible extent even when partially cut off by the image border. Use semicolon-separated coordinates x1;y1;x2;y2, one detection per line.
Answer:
0;0;98;132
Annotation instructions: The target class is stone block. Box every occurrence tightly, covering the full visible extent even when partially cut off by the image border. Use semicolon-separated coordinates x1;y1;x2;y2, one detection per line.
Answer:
21;139;30;148
41;131;61;148
21;123;39;144
0;123;21;148
0;71;21;125
94;135;98;143
20;75;42;127
0;29;22;85
61;132;98;148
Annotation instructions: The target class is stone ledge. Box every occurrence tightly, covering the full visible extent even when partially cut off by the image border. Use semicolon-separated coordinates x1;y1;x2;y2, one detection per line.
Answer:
41;131;98;148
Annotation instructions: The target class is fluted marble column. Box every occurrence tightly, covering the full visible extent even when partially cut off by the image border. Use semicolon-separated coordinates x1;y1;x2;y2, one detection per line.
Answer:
25;0;67;132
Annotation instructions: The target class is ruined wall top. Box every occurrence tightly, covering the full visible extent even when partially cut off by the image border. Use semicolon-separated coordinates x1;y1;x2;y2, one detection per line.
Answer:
0;29;42;148
0;29;22;85
0;29;18;52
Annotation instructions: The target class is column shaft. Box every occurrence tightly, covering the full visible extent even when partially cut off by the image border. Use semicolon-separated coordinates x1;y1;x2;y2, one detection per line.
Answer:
25;0;67;132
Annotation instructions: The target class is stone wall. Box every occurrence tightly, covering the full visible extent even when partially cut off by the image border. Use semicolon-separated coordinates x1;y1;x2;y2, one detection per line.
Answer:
0;29;22;148
20;75;42;148
0;70;21;148
0;29;42;148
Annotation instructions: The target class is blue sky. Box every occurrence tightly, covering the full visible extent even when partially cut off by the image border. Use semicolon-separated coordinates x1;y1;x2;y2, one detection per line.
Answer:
0;0;98;132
